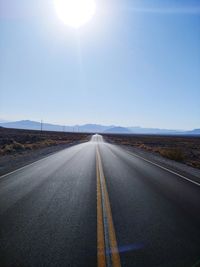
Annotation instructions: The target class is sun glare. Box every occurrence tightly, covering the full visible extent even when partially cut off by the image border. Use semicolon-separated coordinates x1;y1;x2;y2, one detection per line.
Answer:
55;0;96;28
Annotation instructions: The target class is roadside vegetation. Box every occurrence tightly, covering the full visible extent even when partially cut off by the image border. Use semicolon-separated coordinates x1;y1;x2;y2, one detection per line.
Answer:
103;134;200;169
0;128;90;156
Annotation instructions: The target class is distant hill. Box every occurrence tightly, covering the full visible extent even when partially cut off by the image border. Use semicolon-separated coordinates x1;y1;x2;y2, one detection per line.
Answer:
185;129;200;135
0;120;112;133
77;124;113;133
0;120;67;131
104;127;131;134
0;119;9;123
0;120;199;135
128;126;179;135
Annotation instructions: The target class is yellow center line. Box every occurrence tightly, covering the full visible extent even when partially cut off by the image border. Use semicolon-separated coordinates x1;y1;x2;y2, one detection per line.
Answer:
96;151;106;267
96;146;121;267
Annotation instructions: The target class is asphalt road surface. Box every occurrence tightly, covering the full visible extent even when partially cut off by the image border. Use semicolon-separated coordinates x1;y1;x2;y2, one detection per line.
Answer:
0;135;200;267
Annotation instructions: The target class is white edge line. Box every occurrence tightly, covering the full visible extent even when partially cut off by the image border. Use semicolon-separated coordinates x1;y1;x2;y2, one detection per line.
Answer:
125;150;200;187
0;153;55;180
0;143;84;180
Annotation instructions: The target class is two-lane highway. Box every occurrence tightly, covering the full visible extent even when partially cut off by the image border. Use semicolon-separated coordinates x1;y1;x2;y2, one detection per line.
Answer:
0;135;200;267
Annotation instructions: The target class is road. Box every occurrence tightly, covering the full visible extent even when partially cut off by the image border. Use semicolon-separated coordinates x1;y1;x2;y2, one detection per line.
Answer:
0;134;200;267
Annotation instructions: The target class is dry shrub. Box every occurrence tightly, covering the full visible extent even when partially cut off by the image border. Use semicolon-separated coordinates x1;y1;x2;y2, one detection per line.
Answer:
139;144;152;151
189;161;200;169
121;141;130;145
0;142;25;154
12;142;25;151
24;144;33;150
3;144;13;154
158;148;185;162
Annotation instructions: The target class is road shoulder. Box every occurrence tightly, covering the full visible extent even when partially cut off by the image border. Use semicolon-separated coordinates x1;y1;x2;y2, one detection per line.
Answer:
119;145;200;184
0;142;83;176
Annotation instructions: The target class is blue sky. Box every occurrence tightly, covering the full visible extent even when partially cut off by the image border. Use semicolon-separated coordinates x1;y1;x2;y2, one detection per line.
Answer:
0;0;200;129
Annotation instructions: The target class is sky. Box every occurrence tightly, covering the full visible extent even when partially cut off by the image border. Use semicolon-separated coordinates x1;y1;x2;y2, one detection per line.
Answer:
0;0;200;130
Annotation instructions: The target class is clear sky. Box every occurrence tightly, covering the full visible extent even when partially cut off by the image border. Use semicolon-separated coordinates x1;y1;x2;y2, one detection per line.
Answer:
0;0;200;129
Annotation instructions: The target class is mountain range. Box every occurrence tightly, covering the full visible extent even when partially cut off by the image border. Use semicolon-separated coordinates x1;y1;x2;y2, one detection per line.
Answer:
0;120;199;135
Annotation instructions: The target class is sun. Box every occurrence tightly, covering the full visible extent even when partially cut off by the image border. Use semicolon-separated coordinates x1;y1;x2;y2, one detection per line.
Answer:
54;0;96;28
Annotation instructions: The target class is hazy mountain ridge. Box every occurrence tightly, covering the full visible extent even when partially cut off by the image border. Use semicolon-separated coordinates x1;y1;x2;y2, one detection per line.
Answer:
0;120;112;133
104;127;131;134
128;126;180;134
185;129;200;135
0;120;199;135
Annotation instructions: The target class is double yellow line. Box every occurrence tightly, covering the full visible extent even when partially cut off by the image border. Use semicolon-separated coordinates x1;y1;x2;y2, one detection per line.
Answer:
96;146;121;267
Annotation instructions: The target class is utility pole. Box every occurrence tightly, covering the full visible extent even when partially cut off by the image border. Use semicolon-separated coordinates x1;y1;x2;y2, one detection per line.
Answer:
63;126;65;132
41;120;43;132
